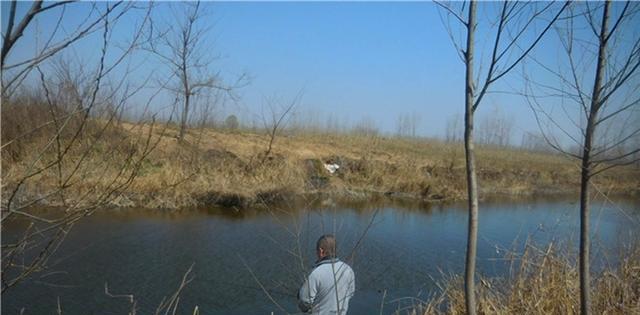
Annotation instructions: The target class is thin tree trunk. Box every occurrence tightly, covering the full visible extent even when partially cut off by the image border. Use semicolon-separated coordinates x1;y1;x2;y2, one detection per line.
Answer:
579;126;593;315
463;1;478;315
179;49;190;142
580;2;609;314
180;92;190;141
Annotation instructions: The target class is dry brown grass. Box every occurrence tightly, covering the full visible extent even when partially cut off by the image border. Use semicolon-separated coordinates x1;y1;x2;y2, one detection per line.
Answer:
3;118;639;209
407;242;640;315
1;97;158;210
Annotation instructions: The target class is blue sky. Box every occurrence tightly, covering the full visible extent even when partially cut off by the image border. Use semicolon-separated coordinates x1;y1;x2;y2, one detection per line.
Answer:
195;2;465;136
4;1;636;143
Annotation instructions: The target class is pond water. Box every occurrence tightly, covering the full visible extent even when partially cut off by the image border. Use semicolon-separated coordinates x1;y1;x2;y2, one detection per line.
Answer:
2;195;639;314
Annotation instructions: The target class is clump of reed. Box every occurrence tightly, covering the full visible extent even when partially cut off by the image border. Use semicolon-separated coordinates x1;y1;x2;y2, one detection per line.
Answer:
407;241;640;315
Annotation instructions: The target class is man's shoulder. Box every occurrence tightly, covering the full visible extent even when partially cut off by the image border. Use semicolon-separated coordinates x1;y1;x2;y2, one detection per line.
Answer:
312;260;354;275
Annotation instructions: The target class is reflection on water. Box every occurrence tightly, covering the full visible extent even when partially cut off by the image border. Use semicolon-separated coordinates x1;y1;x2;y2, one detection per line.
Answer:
2;195;639;314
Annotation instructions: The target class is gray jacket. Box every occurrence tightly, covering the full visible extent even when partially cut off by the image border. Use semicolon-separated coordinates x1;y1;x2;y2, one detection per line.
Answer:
298;258;355;315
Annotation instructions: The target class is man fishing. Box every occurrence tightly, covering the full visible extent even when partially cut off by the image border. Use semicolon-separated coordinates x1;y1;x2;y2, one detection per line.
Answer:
298;234;356;315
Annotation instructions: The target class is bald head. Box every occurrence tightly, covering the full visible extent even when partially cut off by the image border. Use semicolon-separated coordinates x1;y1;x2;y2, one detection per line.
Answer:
316;234;337;259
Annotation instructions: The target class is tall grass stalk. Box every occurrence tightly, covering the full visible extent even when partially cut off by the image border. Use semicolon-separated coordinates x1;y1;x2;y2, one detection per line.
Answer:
409;241;640;315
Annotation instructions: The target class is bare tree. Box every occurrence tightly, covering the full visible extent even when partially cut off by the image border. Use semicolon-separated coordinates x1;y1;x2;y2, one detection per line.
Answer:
396;112;421;138
325;112;348;136
259;92;302;164
1;2;166;292
1;1;144;99
445;113;463;143
396;114;408;138
435;1;570;313
524;1;640;313
145;1;245;142
477;106;514;147
521;131;553;152
194;89;224;130
352;116;380;138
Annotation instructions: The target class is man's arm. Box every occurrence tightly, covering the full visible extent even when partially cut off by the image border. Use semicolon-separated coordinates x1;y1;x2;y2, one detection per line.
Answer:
347;268;355;298
298;272;318;313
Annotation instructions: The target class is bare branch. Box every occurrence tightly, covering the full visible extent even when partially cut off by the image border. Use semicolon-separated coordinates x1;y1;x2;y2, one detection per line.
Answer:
591;153;640;177
434;1;468;26
474;1;571;112
604;1;630;44
2;2;128;97
1;1;43;68
239;255;289;314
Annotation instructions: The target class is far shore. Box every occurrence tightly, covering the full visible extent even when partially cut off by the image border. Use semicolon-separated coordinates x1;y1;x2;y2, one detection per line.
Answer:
4;123;639;211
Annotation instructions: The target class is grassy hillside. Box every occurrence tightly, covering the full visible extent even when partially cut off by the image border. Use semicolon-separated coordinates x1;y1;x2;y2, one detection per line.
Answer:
3;116;638;210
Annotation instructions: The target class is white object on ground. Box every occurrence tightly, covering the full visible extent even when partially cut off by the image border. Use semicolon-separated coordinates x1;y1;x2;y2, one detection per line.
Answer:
324;163;340;174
